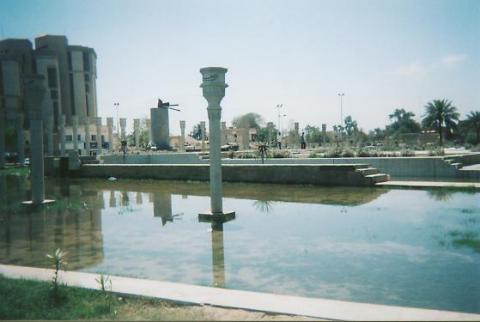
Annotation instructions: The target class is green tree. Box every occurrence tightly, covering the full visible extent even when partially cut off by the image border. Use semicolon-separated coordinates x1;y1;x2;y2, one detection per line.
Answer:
304;125;326;144
422;99;459;145
386;108;421;136
256;124;278;144
190;123;203;140
232;113;264;129
344;115;358;136
463;111;480;144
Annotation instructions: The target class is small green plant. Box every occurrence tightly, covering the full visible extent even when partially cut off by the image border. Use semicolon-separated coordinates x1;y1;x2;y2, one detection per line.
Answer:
46;248;68;301
96;274;112;293
308;151;318;158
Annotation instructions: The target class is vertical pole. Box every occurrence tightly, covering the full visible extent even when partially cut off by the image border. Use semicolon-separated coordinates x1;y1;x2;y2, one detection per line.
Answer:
59;114;66;156
72;115;79;152
84;117;91;156
96;117;102;155
30;117;45;204
201;121;206;152
0;107;5;168
16;114;25;165
107;117;114;152
180;120;186;152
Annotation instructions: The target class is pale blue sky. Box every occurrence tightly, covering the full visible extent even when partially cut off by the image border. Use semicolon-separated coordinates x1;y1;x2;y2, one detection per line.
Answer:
1;0;479;134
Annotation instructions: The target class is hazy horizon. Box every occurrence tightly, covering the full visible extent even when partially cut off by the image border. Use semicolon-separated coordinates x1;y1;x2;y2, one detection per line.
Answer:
1;0;479;134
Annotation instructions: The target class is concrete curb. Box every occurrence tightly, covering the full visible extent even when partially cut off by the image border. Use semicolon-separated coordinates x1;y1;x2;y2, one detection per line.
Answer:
1;264;479;321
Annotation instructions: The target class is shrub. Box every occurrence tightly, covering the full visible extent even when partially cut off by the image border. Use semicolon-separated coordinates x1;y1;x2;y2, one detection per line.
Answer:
308;152;318;158
271;150;291;158
341;149;354;158
400;149;415;157
356;149;370;157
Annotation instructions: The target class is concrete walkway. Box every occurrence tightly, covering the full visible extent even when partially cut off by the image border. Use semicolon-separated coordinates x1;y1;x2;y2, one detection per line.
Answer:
377;180;480;189
1;264;479;321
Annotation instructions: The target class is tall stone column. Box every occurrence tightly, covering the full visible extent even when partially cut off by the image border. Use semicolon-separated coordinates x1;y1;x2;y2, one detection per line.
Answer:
22;75;54;205
44;106;54;156
16;113;25;165
58;114;66;156
199;67;234;220
96;117;102;155
267;122;274;146
133;118;140;148
84;117;91;156
294;122;300;149
0;107;5;168
200;121;206;151
221;121;227;145
180;120;186;152
107;117;114;151
72;115;79;152
145;119;152;145
120;118;127;140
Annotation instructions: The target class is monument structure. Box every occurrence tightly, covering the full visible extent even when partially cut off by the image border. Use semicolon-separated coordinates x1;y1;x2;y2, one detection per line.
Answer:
119;118;127;141
22;75;54;205
150;100;171;150
133;118;140;148
198;67;235;221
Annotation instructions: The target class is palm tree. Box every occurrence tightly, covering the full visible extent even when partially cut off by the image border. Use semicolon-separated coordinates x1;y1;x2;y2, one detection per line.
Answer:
422;99;459;145
464;111;480;144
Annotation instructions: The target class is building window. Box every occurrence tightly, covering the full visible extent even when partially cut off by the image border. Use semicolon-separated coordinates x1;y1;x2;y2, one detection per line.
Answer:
66;135;73;142
53;101;59;130
77;134;81;141
91;135;96;141
47;67;58;87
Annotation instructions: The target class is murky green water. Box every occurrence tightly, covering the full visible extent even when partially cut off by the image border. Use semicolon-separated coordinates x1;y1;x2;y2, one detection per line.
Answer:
0;174;479;313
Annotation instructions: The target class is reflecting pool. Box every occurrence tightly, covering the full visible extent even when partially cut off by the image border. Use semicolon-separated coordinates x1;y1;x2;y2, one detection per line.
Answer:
0;174;479;313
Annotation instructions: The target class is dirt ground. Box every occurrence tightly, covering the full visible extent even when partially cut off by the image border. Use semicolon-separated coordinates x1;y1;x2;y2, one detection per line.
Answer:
112;299;324;321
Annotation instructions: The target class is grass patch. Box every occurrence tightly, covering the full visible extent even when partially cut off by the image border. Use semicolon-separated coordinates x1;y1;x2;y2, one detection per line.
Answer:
0;275;118;320
0;166;29;176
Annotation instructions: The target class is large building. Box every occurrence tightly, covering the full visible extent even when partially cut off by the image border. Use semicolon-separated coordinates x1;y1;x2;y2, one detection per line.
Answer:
0;35;100;156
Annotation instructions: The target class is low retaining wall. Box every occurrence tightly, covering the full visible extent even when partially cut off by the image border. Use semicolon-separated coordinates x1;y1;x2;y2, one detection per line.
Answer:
79;164;379;186
100;153;480;179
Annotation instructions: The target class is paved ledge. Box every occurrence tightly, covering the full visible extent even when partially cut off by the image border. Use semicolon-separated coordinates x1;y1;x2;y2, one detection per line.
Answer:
1;265;479;321
377;181;480;189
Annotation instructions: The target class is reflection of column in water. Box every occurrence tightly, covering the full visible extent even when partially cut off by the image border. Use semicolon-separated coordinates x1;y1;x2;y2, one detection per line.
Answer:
182;195;188;199
16;175;27;201
0;175;6;205
59;179;70;197
97;191;105;210
109;191;116;208
211;222;225;288
148;193;153;203
121;191;129;206
153;193;172;226
136;192;143;205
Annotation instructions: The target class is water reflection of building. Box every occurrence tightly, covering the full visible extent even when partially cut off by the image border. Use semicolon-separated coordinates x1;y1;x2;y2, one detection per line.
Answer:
0;177;104;270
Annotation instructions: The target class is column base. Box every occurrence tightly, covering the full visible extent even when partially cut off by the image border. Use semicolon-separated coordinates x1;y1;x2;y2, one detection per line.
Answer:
198;211;235;223
21;199;56;206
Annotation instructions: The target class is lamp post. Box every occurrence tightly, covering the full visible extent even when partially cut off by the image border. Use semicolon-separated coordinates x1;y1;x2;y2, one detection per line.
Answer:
199;67;235;222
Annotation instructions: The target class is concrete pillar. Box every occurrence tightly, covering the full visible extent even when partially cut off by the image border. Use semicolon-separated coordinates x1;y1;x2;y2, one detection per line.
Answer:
84;117;91;156
238;128;249;150
72;115;79;152
58;114;66;156
23;75;54;205
0;107;5;168
294;122;300;148
119;118;127;141
145;119;152;145
267;122;274;146
133;118;140;148
199;67;233;217
180;120;186;152
96;117;102;155
221;121;227;145
16;113;25;165
200;121;207;151
44;107;54;156
107;117;114;151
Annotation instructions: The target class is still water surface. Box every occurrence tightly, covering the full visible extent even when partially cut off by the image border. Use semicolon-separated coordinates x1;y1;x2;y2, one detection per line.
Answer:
0;174;479;313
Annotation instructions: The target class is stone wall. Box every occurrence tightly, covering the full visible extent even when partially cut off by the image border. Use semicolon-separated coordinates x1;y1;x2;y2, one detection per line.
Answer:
79;164;379;186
